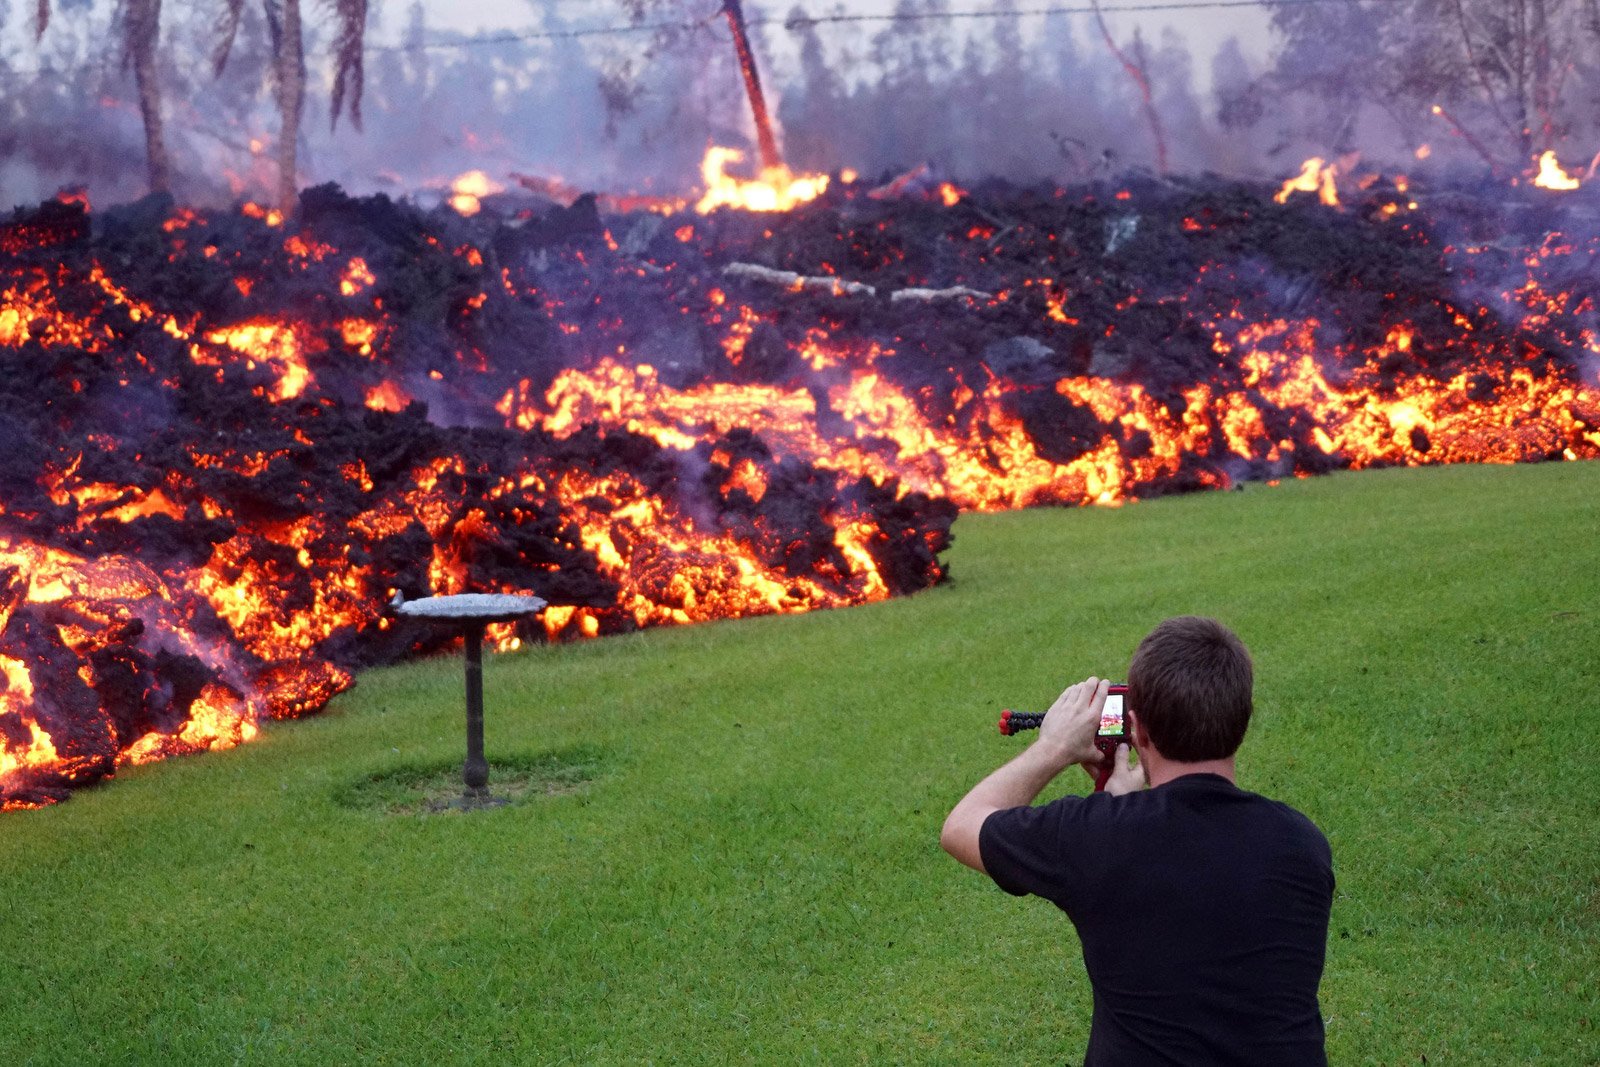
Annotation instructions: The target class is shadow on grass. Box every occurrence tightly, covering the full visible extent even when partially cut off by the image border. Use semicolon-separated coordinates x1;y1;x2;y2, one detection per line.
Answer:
332;744;608;815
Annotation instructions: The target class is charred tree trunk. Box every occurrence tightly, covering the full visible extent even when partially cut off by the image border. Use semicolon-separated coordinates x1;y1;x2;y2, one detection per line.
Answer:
127;0;169;194
1092;2;1168;176
1512;0;1533;158
272;0;306;215
722;0;782;172
1529;0;1555;149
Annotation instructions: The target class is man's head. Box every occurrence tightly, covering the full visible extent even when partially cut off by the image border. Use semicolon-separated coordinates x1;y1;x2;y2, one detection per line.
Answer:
1127;616;1253;762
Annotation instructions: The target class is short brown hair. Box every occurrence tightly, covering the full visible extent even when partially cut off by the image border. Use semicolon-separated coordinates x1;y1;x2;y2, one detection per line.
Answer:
1127;616;1253;761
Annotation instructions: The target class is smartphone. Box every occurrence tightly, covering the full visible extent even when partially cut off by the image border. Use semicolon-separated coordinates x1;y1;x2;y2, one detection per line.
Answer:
1094;684;1129;758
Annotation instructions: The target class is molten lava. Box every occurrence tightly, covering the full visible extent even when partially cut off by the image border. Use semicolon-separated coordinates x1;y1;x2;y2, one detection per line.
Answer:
1;165;1596;809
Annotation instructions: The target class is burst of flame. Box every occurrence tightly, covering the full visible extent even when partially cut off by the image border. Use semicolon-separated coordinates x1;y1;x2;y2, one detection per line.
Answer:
1275;158;1340;207
364;380;412;412
695;147;830;214
339;318;380;356
449;170;503;216
1532;151;1581;191
241;202;284;227
340;258;376;295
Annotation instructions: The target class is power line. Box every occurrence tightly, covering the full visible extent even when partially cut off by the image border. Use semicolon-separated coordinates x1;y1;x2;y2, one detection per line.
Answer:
777;0;1371;26
376;0;1403;52
371;15;719;52
0;0;1398;75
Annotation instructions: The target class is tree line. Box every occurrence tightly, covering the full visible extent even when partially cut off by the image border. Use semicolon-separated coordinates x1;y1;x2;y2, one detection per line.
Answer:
29;0;366;211
10;1;1600;211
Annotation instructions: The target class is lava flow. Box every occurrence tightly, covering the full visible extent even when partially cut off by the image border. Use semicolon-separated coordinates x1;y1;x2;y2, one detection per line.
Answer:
2;159;1597;808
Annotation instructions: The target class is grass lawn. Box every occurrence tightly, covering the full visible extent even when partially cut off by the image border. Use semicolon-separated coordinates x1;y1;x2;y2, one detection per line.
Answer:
2;461;1597;1064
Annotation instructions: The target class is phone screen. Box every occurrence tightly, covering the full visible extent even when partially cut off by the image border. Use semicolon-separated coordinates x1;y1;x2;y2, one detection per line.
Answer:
1098;692;1126;737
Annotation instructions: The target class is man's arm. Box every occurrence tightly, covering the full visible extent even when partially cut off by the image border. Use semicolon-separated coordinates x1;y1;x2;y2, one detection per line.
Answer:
940;677;1107;873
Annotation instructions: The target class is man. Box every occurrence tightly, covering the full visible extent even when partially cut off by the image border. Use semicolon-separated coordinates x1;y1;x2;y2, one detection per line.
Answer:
941;616;1333;1065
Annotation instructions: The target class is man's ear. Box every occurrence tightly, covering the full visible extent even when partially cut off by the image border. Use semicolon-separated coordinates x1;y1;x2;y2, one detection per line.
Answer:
1129;706;1151;751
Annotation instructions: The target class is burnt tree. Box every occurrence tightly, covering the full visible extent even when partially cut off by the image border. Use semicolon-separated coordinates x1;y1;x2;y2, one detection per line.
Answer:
215;0;367;214
32;0;171;194
1271;0;1600;167
611;0;789;170
126;0;169;194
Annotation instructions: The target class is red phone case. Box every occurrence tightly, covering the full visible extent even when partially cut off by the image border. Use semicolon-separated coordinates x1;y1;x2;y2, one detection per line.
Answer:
1092;684;1129;791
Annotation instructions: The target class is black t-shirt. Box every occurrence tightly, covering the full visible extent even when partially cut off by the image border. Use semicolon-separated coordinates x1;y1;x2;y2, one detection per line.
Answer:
979;773;1333;1066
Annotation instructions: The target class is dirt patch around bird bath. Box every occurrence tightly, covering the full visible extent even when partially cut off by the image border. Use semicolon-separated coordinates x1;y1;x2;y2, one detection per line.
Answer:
335;746;606;815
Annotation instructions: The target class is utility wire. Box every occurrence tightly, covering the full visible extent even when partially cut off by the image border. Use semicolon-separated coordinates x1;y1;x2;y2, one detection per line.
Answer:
375;0;1406;52
777;0;1396;25
0;0;1396;74
372;13;721;51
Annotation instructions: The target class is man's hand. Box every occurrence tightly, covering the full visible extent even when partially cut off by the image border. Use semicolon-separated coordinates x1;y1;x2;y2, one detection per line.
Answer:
934;681;1126;870
1037;676;1108;770
1103;743;1148;796
941;676;1113;873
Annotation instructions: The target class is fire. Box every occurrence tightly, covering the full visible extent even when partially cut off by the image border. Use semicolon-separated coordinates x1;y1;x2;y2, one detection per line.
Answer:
0;531;324;808
695;146;829;214
340;258;376;295
1275;158;1340;207
544;466;891;632
1533;151;1581;190
241;202;284;227
498;258;1597;515
340;317;380;356
449;170;503;216
364;380;412;412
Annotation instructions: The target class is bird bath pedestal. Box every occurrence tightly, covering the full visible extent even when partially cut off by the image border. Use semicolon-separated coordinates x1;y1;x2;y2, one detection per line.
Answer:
391;593;547;809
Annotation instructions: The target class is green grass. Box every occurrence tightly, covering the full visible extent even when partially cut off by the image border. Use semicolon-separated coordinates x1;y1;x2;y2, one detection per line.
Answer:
2;461;1597;1065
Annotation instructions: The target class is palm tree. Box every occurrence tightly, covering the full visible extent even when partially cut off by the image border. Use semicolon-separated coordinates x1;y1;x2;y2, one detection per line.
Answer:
34;0;171;194
613;1;788;172
215;0;368;214
126;0;169;194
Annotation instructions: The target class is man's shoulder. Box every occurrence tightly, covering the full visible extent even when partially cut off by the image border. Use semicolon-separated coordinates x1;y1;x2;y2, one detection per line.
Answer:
1228;786;1335;875
986;775;1331;852
1241;787;1330;848
1157;774;1331;855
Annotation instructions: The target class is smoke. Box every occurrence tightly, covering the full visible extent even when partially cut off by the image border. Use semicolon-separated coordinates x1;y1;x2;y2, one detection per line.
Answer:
2;0;1597;210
